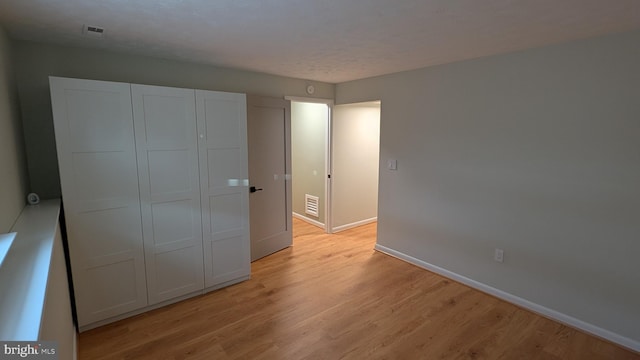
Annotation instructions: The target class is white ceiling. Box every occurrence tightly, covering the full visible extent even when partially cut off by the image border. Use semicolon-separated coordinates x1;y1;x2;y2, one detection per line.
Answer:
0;0;639;83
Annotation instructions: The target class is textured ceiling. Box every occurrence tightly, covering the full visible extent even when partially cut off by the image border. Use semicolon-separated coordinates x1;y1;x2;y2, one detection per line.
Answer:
0;0;639;83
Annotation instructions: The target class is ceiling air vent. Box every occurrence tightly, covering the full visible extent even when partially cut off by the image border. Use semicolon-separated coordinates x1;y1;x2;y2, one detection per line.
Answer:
82;24;105;37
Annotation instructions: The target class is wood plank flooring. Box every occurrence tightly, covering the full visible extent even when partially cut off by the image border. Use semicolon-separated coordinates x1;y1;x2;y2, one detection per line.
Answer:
79;219;639;359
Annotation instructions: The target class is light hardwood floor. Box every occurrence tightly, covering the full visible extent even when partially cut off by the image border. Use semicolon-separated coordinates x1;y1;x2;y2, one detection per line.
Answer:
79;219;638;359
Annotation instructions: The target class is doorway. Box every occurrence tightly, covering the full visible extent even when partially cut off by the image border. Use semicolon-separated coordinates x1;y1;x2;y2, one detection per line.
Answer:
290;100;331;231
247;96;381;262
290;99;381;234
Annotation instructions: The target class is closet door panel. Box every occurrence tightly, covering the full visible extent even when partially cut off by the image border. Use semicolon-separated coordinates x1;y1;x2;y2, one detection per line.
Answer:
50;77;147;327
64;89;128;151
148;150;191;197
209;192;243;235
71;152;132;211
207;148;243;187
196;90;250;288
203;99;241;148
132;84;204;305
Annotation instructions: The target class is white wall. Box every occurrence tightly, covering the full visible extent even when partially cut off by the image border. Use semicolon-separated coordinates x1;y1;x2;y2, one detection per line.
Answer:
13;40;335;199
336;30;640;348
0;26;28;232
40;226;76;360
332;102;380;231
291;102;328;224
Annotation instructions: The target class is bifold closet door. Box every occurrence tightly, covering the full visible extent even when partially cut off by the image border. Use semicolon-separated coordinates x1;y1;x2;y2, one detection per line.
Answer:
50;77;147;326
195;90;250;288
131;84;205;304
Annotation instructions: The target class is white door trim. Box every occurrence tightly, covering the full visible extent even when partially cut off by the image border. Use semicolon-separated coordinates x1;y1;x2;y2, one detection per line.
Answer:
325;103;333;233
284;96;334;105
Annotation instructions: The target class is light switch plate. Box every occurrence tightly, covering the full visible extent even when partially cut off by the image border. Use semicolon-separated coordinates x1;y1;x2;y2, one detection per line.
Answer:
387;159;397;170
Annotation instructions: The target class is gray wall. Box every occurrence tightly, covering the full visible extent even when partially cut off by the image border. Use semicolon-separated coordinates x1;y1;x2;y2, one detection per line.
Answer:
336;30;640;344
13;40;335;199
291;102;328;224
0;27;28;232
332;102;380;230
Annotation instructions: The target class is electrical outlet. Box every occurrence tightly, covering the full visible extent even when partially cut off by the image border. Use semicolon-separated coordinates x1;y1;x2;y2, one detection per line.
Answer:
494;248;504;263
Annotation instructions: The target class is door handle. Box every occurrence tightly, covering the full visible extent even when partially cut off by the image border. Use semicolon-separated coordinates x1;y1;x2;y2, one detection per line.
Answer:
249;186;263;193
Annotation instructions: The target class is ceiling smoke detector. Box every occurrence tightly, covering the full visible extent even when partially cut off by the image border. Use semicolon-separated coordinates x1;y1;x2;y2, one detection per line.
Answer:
82;24;105;37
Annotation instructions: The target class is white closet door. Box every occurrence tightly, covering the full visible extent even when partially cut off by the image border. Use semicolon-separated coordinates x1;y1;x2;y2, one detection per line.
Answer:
195;90;250;288
49;77;147;326
131;84;205;304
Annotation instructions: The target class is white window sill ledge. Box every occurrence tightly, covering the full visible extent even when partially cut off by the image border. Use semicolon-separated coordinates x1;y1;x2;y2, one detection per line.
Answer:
0;199;61;340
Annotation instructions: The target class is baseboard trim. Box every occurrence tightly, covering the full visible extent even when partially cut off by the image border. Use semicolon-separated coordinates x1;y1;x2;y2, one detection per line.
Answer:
374;244;640;353
332;217;377;233
292;212;324;229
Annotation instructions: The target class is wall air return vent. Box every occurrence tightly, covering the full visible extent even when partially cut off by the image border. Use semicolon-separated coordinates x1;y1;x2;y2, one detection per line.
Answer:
83;24;105;37
305;194;319;218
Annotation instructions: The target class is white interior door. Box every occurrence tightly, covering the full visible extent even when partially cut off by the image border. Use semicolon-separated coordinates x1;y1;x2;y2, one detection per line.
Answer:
131;84;204;304
331;102;381;232
196;90;251;288
50;77;147;326
247;95;292;261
